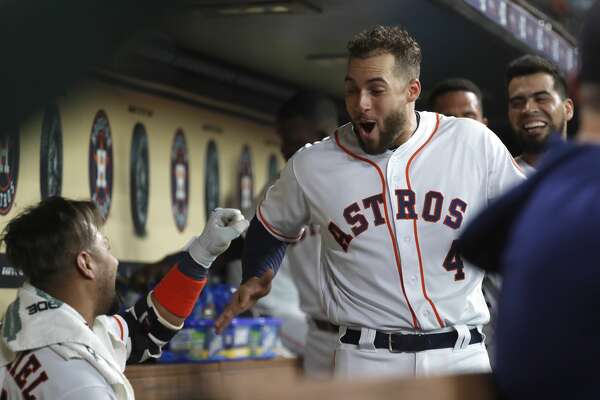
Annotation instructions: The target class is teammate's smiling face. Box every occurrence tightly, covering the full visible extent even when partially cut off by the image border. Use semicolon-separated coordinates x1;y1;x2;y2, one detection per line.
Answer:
508;72;574;153
344;52;420;154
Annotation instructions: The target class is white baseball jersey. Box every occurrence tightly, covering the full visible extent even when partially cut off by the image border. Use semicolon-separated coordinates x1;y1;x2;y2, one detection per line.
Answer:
255;178;335;375
286;224;324;319
515;155;536;176
258;111;525;333
0;283;158;399
256;177;326;320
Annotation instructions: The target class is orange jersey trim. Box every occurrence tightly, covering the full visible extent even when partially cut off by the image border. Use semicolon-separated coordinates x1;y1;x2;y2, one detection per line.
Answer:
257;201;305;242
511;154;524;173
334;130;420;329
112;314;125;341
405;113;445;329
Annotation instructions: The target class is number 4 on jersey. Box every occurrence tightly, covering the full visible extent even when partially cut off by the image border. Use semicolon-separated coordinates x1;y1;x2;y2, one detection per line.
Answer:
443;240;465;281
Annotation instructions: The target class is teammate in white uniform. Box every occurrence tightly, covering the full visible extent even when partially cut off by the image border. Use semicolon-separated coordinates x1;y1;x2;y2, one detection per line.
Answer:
507;54;574;175
216;26;524;378
0;197;247;399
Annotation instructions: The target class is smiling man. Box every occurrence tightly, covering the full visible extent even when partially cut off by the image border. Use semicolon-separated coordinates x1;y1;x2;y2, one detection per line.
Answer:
0;198;248;399
507;55;574;175
216;25;524;379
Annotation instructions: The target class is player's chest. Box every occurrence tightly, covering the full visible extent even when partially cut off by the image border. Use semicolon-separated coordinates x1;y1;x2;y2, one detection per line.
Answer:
302;152;485;249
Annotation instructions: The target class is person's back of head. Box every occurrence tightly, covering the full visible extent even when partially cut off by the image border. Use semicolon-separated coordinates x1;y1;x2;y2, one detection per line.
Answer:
277;91;339;160
2;197;102;291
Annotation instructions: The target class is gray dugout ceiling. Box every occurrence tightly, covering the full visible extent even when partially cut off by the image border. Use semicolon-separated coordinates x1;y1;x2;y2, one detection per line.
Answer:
0;0;581;153
132;0;579;151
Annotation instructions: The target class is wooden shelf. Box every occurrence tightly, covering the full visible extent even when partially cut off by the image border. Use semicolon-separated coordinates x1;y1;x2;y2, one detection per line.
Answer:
126;358;301;400
125;359;497;400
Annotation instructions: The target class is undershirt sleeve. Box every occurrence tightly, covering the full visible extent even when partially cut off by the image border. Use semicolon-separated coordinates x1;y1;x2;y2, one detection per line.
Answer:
241;216;288;283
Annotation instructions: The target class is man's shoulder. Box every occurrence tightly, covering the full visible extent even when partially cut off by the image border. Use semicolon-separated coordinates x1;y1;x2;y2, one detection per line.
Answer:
435;113;489;137
289;128;344;164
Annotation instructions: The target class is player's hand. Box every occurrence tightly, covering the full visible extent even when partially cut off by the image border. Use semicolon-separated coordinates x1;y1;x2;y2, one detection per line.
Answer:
214;270;274;333
188;208;249;267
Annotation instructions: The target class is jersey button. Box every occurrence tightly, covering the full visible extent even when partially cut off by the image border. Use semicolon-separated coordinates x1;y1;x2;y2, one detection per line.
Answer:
410;275;417;284
404;236;411;243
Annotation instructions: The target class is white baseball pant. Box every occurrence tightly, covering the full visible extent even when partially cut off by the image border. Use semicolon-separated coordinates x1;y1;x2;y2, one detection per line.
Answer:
333;325;491;379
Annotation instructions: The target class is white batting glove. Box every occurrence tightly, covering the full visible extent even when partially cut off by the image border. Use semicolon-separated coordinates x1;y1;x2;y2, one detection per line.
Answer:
188;208;249;268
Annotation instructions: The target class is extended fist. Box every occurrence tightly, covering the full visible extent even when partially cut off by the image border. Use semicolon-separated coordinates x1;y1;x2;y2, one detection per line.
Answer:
188;208;249;267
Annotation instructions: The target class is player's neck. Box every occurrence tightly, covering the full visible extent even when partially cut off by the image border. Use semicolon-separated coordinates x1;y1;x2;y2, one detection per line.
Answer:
43;282;98;327
521;152;539;167
390;109;418;149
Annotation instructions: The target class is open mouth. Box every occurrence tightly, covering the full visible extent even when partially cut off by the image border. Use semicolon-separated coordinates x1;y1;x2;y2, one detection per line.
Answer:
360;122;376;133
522;121;548;133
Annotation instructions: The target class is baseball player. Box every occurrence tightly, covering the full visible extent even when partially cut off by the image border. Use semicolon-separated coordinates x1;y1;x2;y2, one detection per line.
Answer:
0;197;248;399
255;92;340;377
428;77;503;363
216;25;524;378
460;5;600;398
428;78;488;125
507;54;574;175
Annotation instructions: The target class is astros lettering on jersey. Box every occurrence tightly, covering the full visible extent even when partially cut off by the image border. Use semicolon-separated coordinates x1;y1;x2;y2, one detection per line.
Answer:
258;111;524;333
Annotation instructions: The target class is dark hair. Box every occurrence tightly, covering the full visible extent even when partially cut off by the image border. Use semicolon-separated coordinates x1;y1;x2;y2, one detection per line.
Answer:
347;25;421;80
277;91;339;137
428;78;484;111
2;197;103;288
506;54;568;99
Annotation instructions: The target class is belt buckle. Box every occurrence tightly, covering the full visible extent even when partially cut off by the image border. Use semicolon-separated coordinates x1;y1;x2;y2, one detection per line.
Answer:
388;332;403;353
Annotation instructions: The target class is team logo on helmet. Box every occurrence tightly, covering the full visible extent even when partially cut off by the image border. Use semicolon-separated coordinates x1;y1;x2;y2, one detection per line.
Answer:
89;110;113;219
238;145;253;217
204;140;220;222
171;129;189;232
130;123;150;237
40;104;63;200
0;129;19;215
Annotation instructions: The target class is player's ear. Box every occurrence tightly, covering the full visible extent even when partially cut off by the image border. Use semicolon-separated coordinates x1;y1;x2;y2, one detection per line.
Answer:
564;98;575;121
76;250;96;280
407;79;421;103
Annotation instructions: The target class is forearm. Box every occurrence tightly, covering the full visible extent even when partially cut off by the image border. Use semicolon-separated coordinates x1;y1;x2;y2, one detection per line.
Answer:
152;251;209;322
122;253;208;363
242;217;288;283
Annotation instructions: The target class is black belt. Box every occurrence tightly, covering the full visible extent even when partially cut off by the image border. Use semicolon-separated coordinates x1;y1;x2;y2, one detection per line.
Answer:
313;318;339;333
340;328;482;352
